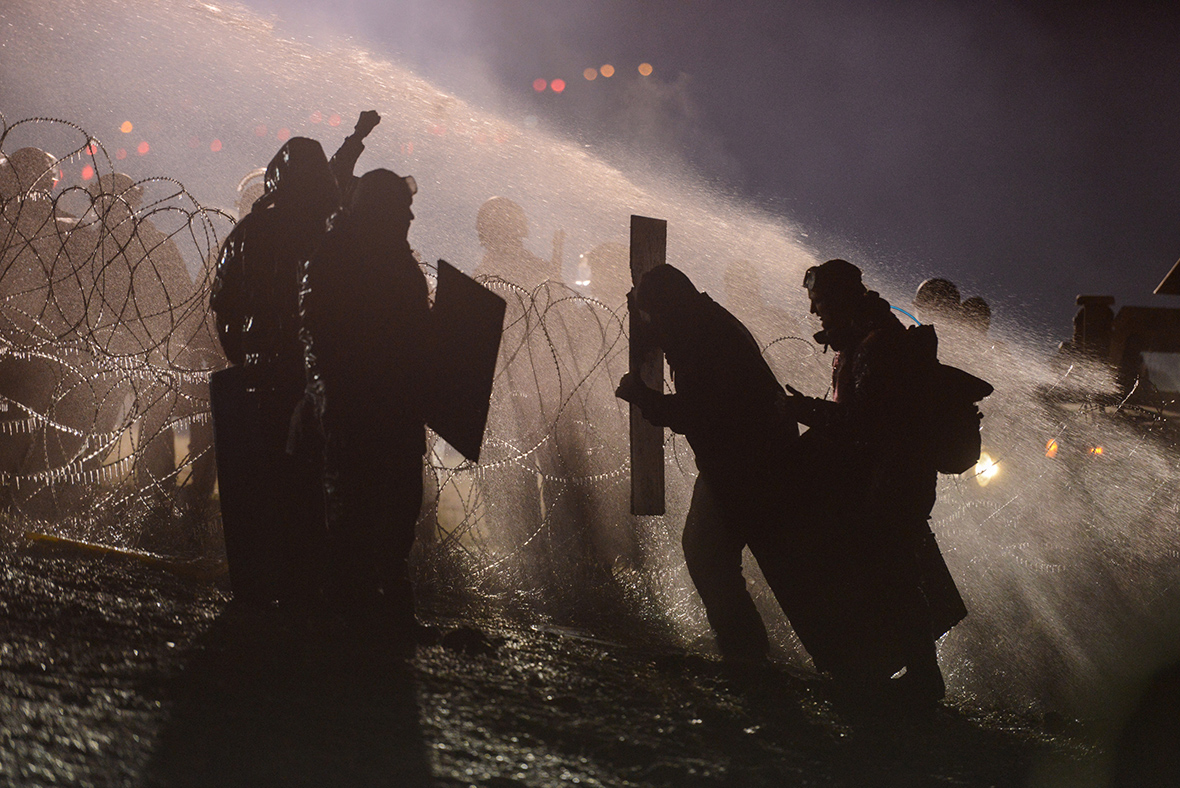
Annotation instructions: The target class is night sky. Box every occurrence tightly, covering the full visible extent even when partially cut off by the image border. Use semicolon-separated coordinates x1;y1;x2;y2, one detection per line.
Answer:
233;0;1180;339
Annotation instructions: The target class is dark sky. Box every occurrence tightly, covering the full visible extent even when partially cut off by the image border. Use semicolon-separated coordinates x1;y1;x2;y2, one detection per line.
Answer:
231;0;1180;338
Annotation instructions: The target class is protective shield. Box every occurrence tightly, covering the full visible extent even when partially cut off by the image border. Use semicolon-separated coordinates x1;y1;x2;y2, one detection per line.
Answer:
428;260;507;462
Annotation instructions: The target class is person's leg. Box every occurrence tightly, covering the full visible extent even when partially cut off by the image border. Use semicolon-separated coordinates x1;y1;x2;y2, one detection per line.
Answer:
682;475;769;661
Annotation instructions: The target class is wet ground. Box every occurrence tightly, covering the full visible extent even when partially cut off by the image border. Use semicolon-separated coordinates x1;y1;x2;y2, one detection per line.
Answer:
0;539;1113;788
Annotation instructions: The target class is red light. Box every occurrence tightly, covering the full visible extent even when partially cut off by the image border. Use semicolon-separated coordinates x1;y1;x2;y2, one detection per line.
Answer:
429;125;446;136
137;141;150;155
84;143;98;156
328;114;341;127
310;111;322;124
533;78;547;92
116;148;127;160
551;79;566;93
401;141;414;155
81;165;95;181
277;128;291;141
254;124;268;137
210;139;223;152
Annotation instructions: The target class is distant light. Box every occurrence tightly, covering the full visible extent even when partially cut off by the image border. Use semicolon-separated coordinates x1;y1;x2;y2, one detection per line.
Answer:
84;142;98;156
638;63;653;76
136;141;150;156
276;128;290;141
401;141;414;155
116;148;127;160
1089;445;1105;457
533;78;547;92
328;113;342;127
210;139;223;152
254;124;267;137
81;165;94;181
584;68;598;81
188;135;201;149
429;124;446;136
974;452;999;487
600;64;615;78
310;111;322;124
120;121;134;133
551;79;566;93
1045;439;1058;459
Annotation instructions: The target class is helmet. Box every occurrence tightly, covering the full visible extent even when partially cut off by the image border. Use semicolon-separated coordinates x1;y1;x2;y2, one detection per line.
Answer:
803;259;864;297
913;278;961;311
476;196;528;248
0;147;59;198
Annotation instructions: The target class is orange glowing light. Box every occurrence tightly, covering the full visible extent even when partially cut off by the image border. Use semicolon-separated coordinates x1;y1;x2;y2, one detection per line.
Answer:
116;148;127;160
310;111;322;124
210;139;223;152
328;114;342;127
277;128;291;141
254;124;268;137
584;68;598;81
1089;446;1104;456
81;165;94;181
136;141;150;155
551;79;566;93
1045;439;1058;458
120;121;134;133
600;64;615;77
638;62;653;76
533;78;547;92
84;142;98;156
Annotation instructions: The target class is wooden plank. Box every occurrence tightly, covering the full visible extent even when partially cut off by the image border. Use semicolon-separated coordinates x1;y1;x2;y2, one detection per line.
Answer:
629;215;666;515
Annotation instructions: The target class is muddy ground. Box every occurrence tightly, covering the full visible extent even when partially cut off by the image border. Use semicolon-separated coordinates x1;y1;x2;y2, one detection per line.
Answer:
0;540;1152;788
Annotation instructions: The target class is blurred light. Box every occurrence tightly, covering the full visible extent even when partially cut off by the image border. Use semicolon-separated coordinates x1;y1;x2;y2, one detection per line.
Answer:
600;64;615;78
328;113;342;127
310;111;322;124
210;139;223;152
254;124;268;137
136;141;150;155
551;79;566;93
84;142;98;156
1089;446;1105;457
116;148;127;160
533;78;547;92
401;141;414;155
277;128;291;141
638;63;653;76
120;121;133;133
188;135;201;148
81;165;94;181
1045;439;1058;458
429;124;446;136
974;452;999;487
584;68;598;81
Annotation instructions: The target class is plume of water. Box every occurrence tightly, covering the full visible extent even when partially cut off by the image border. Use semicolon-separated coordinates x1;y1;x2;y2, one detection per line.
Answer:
2;0;1179;727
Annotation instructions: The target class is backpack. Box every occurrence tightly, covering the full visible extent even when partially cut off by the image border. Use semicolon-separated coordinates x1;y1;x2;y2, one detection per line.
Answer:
907;324;994;474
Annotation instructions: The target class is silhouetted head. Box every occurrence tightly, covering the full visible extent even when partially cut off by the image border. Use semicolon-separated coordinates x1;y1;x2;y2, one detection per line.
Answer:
635;264;704;355
87;172;143;215
0;147;59;198
476;196;528;250
961;296;991;335
349;168;417;237
235;167;266;219
258;137;340;214
914;277;961;323
803;259;866;334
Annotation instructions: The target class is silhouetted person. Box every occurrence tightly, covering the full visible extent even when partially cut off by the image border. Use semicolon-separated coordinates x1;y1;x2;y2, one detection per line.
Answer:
913;277;961;326
616;264;796;661
473;196;562;285
783;259;965;706
210;112;379;606
299;168;428;626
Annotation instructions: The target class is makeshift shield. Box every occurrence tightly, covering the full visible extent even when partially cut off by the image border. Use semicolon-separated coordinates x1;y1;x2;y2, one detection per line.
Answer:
428;260;507;462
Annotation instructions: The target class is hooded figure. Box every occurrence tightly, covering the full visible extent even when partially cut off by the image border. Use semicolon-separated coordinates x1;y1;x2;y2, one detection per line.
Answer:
300;168;428;625
616;264;797;661
209;113;378;607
